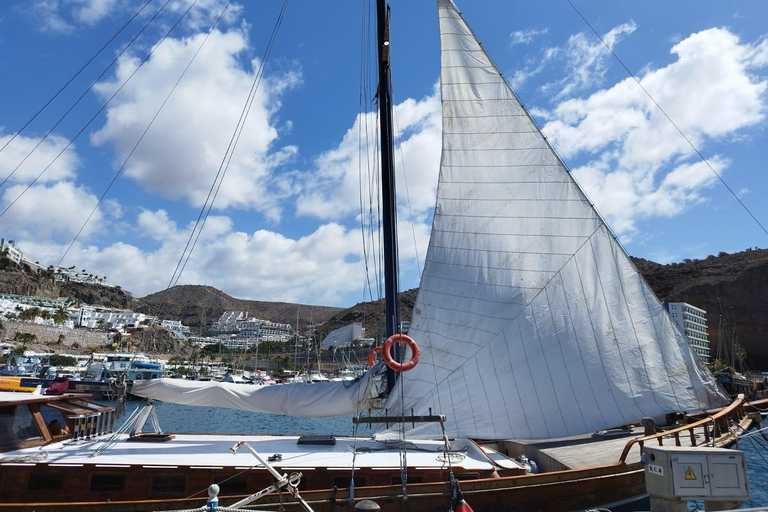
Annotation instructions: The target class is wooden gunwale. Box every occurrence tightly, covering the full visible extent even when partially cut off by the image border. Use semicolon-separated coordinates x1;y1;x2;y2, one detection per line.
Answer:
618;394;749;463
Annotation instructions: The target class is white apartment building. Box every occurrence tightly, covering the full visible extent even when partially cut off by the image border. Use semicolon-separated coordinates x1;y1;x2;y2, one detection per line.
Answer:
76;306;156;331
0;239;24;264
210;311;293;345
664;302;711;364
321;323;364;349
161;319;192;339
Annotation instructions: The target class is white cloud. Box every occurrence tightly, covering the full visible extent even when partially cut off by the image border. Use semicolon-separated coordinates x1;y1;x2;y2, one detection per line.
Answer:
545;21;637;98
26;0;241;33
546;27;768;237
296;88;442;221
0;181;104;242
91;28;301;220
510;28;548;46
0;132;80;184
34;211;372;304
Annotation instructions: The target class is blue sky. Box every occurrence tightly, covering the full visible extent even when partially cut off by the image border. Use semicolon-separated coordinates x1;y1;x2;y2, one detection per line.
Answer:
0;0;766;307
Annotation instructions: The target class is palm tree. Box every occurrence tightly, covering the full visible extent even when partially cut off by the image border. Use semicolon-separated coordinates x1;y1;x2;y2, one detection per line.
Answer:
52;309;67;326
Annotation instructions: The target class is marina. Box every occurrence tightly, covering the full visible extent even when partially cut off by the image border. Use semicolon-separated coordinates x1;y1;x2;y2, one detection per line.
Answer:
0;0;766;510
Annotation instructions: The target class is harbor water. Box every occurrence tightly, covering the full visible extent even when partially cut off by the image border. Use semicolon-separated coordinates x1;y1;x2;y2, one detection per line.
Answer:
114;400;768;510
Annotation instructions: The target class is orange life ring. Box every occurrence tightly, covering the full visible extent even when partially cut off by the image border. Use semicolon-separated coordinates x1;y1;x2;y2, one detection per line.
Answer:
382;334;420;372
367;345;383;367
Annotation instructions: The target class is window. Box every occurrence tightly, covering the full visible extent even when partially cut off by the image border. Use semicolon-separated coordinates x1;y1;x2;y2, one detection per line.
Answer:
90;473;126;493
28;472;63;492
152;475;187;494
214;474;247;495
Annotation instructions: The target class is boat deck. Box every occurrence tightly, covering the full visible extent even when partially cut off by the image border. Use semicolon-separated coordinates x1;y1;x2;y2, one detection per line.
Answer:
504;426;710;472
4;432;500;472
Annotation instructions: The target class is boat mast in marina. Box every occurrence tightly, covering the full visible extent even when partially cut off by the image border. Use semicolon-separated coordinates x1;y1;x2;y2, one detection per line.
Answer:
376;0;402;393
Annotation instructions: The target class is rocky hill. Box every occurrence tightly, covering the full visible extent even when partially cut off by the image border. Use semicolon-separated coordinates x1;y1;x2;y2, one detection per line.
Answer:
632;248;768;368
139;285;343;334
314;288;419;342
2;246;767;367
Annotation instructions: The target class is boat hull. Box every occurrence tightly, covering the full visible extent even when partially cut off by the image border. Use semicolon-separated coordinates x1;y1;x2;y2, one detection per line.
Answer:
0;463;645;512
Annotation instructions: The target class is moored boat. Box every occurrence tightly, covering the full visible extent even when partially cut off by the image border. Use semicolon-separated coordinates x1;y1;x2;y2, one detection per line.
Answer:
0;0;761;510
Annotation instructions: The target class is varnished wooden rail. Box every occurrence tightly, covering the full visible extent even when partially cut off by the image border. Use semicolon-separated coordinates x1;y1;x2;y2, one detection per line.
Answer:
618;394;747;463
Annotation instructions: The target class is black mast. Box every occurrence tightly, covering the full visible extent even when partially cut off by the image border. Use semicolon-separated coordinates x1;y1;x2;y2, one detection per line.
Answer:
376;0;400;392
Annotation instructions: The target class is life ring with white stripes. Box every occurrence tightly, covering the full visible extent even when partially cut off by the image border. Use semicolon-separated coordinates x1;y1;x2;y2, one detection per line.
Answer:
367;345;383;368
382;334;420;372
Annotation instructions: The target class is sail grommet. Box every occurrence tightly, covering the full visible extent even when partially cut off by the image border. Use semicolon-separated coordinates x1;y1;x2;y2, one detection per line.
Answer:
382;334;420;372
367;346;383;368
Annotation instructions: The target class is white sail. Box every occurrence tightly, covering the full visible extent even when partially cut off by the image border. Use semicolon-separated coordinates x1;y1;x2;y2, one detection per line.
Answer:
383;0;728;440
131;368;383;418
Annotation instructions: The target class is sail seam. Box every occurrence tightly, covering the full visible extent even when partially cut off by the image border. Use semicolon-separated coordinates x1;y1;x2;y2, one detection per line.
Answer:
607;238;666;413
421;270;544;292
503;328;532;437
558;263;611;428
425;260;560;274
515;318;552;438
429;244;576;257
588;236;647;418
529;299;570;435
418;284;526;307
543;285;591;433
572;249;631;426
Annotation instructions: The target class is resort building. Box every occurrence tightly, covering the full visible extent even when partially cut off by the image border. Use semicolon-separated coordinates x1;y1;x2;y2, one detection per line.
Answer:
664;302;711;364
0;239;25;264
76;306;156;331
161;319;192;339
209;311;294;348
320;323;365;350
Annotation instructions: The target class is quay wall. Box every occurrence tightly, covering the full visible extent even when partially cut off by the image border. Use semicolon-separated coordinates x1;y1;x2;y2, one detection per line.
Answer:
3;320;110;349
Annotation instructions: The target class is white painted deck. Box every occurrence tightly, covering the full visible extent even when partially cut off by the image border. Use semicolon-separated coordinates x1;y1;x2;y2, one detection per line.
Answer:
2;433;499;472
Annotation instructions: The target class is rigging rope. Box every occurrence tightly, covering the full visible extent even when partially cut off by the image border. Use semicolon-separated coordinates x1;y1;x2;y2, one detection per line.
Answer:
0;0;155;158
168;0;291;289
567;0;768;239
58;0;234;267
0;0;175;197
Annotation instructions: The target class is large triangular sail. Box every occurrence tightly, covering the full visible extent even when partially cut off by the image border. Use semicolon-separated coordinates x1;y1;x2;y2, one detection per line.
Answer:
383;0;727;440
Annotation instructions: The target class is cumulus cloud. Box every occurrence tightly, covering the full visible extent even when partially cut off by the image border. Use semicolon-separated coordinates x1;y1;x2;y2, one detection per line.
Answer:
0;181;105;242
546;21;637;98
296;88;442;221
0;132;80;184
544;27;768;237
510;28;548;46
26;0;240;34
91;28;301;220
32;210;369;304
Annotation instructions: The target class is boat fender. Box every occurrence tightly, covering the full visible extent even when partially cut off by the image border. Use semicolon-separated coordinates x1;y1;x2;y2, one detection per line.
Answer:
382;334;420;372
367;346;383;367
454;499;474;512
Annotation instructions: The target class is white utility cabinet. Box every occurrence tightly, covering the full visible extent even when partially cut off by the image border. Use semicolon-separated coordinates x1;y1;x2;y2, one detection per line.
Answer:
644;445;750;501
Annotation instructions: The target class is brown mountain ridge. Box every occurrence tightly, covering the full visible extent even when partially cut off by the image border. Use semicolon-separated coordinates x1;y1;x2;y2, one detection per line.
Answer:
1;248;766;367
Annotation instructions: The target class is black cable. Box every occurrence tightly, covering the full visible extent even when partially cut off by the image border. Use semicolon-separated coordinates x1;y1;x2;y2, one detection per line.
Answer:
169;0;291;289
567;0;768;239
0;0;179;217
0;0;154;157
0;0;171;192
57;1;234;267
